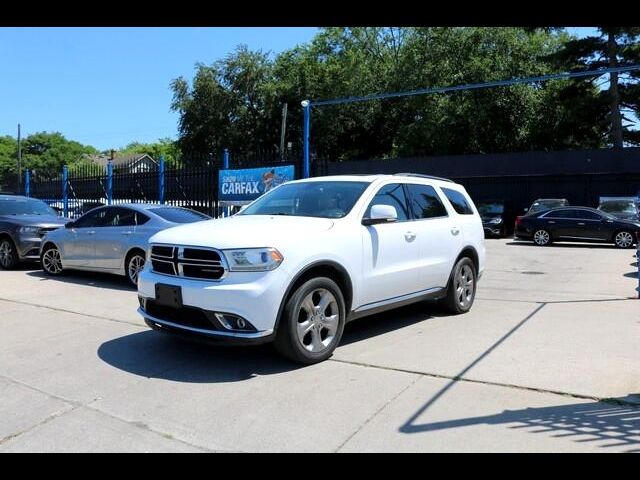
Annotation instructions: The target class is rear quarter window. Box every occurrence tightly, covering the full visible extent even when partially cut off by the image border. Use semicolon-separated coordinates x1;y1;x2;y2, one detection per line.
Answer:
441;187;474;215
150;207;210;223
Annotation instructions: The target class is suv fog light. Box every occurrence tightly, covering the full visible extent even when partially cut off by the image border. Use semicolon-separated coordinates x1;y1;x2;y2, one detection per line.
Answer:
214;313;255;332
138;297;147;310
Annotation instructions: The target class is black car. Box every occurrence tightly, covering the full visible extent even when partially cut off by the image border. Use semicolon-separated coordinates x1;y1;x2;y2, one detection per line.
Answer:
0;195;69;269
515;206;640;248
476;199;518;237
525;198;570;216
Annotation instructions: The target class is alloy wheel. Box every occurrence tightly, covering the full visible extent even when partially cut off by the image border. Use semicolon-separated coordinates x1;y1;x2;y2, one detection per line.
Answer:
455;264;474;308
0;240;15;268
296;288;340;353
615;231;633;248
533;230;550;246
42;247;63;274
128;255;145;285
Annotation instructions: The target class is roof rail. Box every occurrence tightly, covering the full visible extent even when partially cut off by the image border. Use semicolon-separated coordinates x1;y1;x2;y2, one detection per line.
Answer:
393;173;454;183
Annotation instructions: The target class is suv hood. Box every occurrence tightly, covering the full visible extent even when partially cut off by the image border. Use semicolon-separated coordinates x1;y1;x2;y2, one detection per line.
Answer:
0;214;68;227
150;214;335;249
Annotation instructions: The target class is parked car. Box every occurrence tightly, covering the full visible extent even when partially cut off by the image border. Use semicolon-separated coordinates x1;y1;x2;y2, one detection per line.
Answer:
476;199;518;237
597;197;640;222
40;204;211;286
0;195;69;269
137;174;486;364
515;206;640;248
525;198;570;215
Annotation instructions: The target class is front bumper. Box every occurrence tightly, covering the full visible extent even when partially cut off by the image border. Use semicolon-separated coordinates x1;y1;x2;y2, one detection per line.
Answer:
483;225;503;236
137;266;292;341
16;235;43;260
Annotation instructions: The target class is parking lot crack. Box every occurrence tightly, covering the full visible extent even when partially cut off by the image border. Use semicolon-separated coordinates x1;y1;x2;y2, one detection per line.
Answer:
333;373;421;452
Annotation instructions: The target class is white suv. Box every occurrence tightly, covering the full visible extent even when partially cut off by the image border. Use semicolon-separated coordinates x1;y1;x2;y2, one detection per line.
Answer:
137;174;485;364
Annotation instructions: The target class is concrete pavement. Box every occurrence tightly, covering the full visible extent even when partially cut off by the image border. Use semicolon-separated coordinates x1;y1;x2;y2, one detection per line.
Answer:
0;239;639;452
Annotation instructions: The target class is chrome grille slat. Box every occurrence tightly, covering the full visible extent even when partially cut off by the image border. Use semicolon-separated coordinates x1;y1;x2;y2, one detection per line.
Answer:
150;244;226;281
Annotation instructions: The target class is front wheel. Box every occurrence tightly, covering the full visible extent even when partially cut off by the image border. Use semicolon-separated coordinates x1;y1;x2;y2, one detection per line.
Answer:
274;277;346;364
441;257;477;315
614;230;634;249
0;238;19;270
41;244;64;276
126;250;146;287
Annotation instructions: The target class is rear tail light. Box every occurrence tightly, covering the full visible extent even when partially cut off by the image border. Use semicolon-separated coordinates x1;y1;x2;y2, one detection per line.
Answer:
515;216;523;227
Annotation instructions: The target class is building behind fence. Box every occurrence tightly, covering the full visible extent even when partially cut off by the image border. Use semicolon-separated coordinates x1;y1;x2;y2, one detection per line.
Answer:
9;147;640;217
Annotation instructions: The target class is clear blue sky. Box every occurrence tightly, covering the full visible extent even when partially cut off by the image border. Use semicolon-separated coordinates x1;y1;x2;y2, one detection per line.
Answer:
0;27;319;151
2;27;624;151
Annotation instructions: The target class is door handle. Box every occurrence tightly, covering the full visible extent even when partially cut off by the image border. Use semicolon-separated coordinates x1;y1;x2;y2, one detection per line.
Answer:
404;231;416;241
577;222;585;226
122;231;133;235
451;227;460;236
87;231;96;235
548;221;556;224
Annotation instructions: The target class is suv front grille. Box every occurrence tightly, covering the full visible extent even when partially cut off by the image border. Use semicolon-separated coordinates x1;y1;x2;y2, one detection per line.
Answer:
150;245;226;281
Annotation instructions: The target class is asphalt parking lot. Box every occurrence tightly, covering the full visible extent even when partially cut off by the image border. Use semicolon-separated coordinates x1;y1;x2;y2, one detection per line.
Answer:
1;238;639;452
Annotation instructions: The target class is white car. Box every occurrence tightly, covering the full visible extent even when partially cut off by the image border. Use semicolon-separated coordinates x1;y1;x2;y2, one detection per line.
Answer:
137;174;486;364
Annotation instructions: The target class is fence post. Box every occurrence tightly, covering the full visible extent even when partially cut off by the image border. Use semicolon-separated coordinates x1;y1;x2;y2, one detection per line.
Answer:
223;149;230;217
62;166;69;218
24;169;30;197
107;160;113;206
159;155;165;205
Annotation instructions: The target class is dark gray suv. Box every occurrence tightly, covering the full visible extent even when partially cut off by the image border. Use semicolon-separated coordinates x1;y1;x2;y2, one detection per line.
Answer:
0;195;68;269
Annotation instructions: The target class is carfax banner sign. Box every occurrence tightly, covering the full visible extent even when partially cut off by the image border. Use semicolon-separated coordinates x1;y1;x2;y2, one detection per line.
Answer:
218;165;295;205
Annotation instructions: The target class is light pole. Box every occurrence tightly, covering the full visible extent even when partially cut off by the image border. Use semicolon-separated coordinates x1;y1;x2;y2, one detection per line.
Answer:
17;123;22;192
301;100;310;178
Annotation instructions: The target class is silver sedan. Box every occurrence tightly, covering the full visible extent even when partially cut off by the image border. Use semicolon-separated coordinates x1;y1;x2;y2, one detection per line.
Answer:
40;204;210;286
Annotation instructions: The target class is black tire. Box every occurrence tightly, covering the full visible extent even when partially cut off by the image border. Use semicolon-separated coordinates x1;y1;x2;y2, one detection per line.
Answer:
613;230;635;249
125;249;146;287
532;229;552;246
41;244;64;276
441;257;477;315
0;237;19;270
274;277;346;365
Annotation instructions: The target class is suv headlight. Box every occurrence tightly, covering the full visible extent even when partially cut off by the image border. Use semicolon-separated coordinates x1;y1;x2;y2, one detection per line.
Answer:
223;248;284;272
19;226;40;235
488;218;503;224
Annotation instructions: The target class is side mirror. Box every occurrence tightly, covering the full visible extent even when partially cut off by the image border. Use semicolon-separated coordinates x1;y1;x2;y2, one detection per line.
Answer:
523;207;529;212
362;204;398;226
65;221;75;229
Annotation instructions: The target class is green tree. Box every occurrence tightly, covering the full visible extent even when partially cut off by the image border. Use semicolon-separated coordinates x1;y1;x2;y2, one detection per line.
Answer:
549;27;640;147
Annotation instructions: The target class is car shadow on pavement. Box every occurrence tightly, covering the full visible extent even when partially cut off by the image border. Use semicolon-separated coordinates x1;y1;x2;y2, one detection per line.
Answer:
97;331;301;383
26;270;134;292
340;301;447;346
400;394;640;452
506;241;618;249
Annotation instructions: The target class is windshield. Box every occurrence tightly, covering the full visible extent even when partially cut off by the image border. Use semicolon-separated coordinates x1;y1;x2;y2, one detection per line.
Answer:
0;198;57;216
240;181;370;219
598;201;637;214
477;202;504;215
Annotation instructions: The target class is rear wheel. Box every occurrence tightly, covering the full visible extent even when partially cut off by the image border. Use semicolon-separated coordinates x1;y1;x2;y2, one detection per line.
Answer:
0;238;19;270
274;277;346;364
533;229;551;246
614;230;634;249
126;249;146;287
41;244;64;276
441;257;477;315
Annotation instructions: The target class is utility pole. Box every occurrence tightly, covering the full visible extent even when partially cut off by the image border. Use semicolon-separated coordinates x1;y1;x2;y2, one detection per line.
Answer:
17;123;22;191
279;103;288;162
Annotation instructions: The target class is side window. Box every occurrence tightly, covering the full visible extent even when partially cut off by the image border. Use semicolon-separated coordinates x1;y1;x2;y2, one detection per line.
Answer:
74;208;107;228
577;210;602;221
406;184;448;219
136;212;150;225
545;209;577;219
364;183;410;222
441;187;474;215
113;208;137;227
